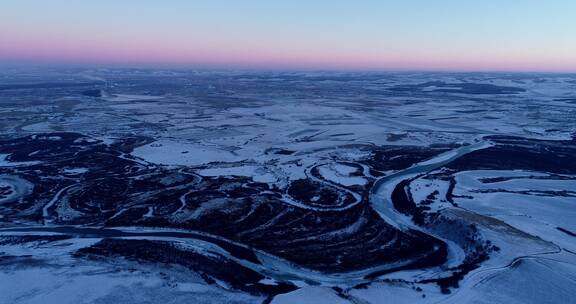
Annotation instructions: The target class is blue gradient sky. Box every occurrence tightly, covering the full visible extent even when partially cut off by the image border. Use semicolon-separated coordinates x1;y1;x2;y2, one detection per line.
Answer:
1;0;575;71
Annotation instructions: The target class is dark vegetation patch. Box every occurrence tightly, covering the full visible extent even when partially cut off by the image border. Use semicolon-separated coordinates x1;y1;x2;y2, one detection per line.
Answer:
387;133;408;142
274;149;295;155
363;144;457;172
82;89;103;97
0;82;103;91
557;227;576;237
74;238;296;296
0;235;71;245
554;98;576;102
363;230;447;280
288;179;350;207
447;136;576;174
0;133;454;275
388;81;526;95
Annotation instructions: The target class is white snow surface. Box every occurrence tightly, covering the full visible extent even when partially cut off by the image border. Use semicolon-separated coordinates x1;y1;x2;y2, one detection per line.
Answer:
318;163;367;186
132;140;245;166
271;287;349;304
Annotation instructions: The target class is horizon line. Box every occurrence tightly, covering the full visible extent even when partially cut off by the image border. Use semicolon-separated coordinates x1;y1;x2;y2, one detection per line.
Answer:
1;61;575;75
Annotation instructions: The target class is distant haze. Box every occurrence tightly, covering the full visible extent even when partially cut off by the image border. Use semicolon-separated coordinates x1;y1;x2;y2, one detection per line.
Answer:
1;0;576;72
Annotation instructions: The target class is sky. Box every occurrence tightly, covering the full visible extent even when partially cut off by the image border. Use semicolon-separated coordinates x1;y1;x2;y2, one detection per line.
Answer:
1;0;575;72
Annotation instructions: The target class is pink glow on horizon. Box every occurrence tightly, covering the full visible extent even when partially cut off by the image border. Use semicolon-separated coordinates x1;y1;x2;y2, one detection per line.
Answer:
1;31;576;72
3;1;576;73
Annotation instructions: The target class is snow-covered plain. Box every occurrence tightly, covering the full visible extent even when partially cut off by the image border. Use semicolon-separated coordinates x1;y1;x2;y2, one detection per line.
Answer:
1;69;575;303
